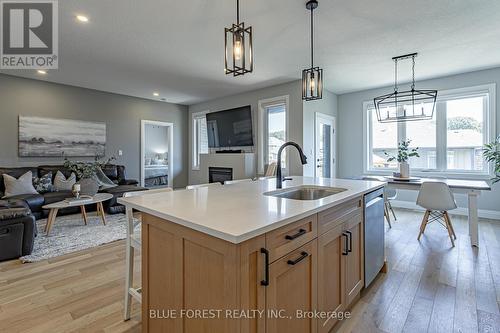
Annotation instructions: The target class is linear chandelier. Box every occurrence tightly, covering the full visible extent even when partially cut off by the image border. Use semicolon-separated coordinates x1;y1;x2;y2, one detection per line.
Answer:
373;53;437;123
302;0;323;101
224;0;253;76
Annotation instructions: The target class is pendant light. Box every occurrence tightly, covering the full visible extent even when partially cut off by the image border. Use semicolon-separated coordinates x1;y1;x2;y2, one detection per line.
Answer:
373;53;437;123
302;0;323;101
224;0;253;76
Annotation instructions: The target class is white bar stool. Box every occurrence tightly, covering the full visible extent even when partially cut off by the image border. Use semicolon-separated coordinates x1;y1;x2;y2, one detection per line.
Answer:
186;182;222;190
123;187;172;321
224;179;253;185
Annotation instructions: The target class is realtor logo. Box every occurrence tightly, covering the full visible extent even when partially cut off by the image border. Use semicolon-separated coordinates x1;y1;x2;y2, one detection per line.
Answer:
1;0;58;69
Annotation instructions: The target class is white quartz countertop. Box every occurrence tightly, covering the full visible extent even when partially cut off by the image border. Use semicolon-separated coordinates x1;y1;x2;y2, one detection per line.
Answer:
118;177;385;244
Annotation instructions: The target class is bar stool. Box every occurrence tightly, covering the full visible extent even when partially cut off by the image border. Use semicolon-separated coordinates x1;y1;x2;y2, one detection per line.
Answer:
123;187;173;321
186;182;222;189
416;182;457;247
264;162;277;177
224;179;253;185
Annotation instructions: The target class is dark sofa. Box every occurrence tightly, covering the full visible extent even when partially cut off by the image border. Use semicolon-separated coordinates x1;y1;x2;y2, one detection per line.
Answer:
0;199;36;261
0;164;146;220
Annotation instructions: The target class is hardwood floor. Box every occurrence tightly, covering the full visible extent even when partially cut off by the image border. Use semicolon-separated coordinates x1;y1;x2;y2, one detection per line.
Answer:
336;209;500;333
0;240;141;333
0;209;499;333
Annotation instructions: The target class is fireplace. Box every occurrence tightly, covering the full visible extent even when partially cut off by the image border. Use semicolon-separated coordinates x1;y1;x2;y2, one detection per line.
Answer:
209;167;233;184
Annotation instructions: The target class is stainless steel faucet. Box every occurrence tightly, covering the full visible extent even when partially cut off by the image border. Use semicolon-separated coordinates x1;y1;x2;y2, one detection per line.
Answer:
276;142;308;189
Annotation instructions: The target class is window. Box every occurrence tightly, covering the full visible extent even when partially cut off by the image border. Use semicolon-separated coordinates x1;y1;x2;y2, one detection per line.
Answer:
370;113;398;169
446;97;484;171
364;84;495;177
258;96;289;174
267;104;286;167
192;112;208;170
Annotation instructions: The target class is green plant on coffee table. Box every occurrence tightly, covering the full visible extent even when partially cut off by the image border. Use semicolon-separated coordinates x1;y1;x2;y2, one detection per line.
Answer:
483;135;500;183
63;154;116;179
385;139;420;163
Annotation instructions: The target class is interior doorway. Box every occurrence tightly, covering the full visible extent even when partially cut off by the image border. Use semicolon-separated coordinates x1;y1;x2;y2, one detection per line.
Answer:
141;120;174;188
314;113;336;178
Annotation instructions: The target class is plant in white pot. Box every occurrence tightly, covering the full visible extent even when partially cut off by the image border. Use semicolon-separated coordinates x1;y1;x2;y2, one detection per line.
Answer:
63;155;115;196
384;140;420;178
483;135;500;184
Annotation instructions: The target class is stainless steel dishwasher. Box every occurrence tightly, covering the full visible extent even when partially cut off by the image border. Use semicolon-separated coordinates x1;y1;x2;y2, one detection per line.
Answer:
364;187;385;287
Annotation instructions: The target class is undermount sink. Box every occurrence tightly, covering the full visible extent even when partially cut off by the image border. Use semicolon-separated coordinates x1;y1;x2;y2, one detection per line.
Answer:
264;185;347;201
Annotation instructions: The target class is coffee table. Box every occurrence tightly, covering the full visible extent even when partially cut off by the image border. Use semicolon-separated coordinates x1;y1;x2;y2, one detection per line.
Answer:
42;193;113;235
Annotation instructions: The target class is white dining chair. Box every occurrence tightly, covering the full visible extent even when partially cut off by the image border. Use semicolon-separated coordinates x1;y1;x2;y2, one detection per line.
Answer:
123;187;173;321
224;179;253;185
385;187;398;221
186;182;222;190
362;176;393;228
416;182;457;247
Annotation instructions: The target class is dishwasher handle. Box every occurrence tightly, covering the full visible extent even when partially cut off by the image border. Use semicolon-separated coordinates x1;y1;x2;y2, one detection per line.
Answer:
366;196;384;208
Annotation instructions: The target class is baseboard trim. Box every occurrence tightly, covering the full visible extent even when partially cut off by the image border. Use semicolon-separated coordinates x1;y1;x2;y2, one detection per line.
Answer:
390;200;500;221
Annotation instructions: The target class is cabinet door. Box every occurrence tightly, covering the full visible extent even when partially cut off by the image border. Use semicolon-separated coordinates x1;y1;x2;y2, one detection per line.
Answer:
266;240;317;333
142;214;239;333
239;236;267;333
344;213;364;306
317;223;346;333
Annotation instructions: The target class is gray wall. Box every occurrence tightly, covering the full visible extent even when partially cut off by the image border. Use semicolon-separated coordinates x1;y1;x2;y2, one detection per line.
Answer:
337;67;500;212
188;80;304;184
0;74;189;188
302;90;338;177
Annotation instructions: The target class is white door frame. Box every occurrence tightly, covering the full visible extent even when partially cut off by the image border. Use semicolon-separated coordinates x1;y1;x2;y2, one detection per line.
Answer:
314;112;336;178
141;120;174;188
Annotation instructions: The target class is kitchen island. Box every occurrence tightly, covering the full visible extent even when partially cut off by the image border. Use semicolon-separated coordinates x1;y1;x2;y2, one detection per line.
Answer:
118;177;385;333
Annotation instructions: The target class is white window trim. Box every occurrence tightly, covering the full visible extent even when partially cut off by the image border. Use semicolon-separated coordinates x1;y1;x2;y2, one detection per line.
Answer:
362;83;496;180
192;110;209;171
257;95;289;175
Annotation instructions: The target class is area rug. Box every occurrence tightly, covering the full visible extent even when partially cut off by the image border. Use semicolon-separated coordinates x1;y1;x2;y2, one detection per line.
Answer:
20;213;137;263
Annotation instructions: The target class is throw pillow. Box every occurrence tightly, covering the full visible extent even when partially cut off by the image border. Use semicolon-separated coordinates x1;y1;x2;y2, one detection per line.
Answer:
53;171;76;191
2;171;38;198
33;171;53;194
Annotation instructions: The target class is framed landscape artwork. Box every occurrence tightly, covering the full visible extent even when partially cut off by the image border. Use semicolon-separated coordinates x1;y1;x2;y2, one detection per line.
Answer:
18;116;106;157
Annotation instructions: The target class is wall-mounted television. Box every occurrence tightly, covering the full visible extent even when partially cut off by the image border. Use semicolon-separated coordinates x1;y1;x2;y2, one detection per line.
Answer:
206;105;253;148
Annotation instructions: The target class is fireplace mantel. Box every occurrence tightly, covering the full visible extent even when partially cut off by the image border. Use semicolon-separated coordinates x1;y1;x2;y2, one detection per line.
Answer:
196;153;255;184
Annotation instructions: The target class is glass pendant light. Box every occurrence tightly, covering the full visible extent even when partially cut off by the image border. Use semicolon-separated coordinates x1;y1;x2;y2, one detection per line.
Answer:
302;0;323;101
225;0;253;76
373;53;437;122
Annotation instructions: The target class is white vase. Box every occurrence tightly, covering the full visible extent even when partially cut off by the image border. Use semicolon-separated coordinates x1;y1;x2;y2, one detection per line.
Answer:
399;162;410;178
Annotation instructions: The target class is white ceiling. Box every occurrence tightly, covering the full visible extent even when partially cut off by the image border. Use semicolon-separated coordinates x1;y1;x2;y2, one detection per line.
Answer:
2;0;500;105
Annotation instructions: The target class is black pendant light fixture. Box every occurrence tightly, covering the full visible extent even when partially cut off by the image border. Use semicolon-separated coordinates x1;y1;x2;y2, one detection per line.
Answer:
224;0;253;76
373;53;437;123
302;0;323;101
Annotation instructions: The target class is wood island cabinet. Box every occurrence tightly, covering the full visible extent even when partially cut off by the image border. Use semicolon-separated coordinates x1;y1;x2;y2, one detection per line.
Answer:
141;196;366;333
317;223;346;333
267;240;317;333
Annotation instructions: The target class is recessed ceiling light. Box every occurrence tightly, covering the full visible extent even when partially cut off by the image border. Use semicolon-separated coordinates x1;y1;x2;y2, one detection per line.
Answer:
37;70;47;75
153;92;159;97
76;15;89;23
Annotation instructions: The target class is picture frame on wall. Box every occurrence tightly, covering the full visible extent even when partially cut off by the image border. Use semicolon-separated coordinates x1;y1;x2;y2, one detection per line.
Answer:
18;116;106;157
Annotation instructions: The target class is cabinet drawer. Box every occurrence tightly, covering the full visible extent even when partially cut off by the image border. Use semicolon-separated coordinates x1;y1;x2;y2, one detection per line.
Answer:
318;197;361;235
266;215;317;263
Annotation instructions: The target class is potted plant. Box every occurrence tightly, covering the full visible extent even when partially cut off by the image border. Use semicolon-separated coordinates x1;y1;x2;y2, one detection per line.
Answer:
483;135;500;184
63;155;115;196
385;139;420;178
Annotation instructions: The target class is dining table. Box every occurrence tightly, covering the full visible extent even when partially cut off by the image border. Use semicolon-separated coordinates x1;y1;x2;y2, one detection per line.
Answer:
362;176;491;247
